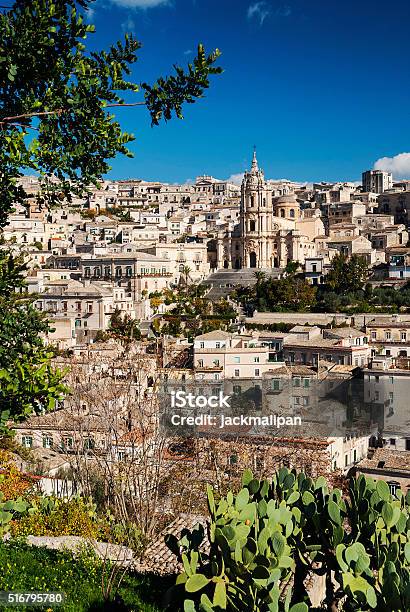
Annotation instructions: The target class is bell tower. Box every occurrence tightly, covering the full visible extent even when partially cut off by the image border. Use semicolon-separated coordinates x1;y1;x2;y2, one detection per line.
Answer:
240;148;272;268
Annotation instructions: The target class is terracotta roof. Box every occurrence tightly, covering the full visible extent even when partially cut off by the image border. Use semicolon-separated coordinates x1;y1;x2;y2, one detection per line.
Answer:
134;514;208;575
195;330;232;340
358;448;410;472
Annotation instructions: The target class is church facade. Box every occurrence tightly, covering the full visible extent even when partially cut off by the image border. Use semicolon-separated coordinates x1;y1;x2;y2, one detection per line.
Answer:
215;151;324;270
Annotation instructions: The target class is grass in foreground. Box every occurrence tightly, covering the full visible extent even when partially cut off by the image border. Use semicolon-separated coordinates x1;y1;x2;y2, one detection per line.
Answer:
0;541;173;611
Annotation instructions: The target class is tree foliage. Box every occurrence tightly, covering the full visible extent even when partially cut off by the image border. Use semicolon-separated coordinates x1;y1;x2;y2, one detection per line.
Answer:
235;276;317;313
0;0;221;225
0;0;221;428
327;254;369;293
109;308;141;343
0;252;67;431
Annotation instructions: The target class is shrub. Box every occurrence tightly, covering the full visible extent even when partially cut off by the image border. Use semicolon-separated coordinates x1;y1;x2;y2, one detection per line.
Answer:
165;468;410;611
10;496;102;539
0;451;35;500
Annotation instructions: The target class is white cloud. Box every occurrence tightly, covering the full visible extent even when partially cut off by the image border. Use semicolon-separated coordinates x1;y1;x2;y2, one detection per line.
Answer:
226;173;244;185
184;49;193;55
110;0;170;8
121;15;136;31
374;152;410;178
247;2;270;25
87;7;95;20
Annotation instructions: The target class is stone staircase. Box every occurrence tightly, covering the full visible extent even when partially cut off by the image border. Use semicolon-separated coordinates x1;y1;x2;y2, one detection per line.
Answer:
202;268;280;299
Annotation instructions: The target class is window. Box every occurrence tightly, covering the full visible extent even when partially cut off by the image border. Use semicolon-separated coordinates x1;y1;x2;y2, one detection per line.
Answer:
22;435;33;448
200;342;204;349
234;369;240;377
387;481;400;496
271;379;280;391
303;378;310;388
293;396;300;405
254;357;260;363
84;438;95;450
401;331;407;341
390;438;396;445
293;377;301;388
345;454;348;467
249;220;256;231
63;436;73;449
197;359;204;367
385;331;391;340
215;342;220;349
255;369;260;377
84;267;91;278
389;392;394;405
375;391;380;401
302;397;309;406
234;356;240;363
233;385;242;394
43;436;53;449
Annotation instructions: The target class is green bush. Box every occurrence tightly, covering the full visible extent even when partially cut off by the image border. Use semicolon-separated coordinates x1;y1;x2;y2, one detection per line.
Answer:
165;468;410;611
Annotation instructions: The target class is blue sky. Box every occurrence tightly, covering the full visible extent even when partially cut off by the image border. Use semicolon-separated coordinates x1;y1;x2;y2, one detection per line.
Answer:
86;0;410;183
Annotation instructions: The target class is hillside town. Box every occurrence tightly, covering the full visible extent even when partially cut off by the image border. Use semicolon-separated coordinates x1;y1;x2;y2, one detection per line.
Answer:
2;151;408;509
2;0;410;608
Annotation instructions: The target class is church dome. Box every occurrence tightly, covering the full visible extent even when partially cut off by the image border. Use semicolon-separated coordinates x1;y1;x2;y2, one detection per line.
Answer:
274;193;298;206
274;193;300;220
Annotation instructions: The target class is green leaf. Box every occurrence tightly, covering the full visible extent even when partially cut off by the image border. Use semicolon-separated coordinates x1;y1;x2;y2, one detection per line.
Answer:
336;544;348;572
252;565;270;579
381;502;393;527
376;480;390;501
213;581;227;609
185;573;210;593
235;488;250;511
286;491;300;504
328;500;341;525
366;586;377;609
289;604;309;612
271;531;285;558
184;600;196;612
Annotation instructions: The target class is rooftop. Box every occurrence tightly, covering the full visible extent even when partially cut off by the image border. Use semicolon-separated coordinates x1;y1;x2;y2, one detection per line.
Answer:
195;330;232;341
358;448;410;472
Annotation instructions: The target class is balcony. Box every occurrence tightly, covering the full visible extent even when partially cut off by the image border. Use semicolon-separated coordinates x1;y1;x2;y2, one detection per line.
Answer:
195;365;223;372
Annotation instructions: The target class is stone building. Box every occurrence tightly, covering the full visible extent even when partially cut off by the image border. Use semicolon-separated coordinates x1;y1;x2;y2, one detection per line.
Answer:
214;150;324;269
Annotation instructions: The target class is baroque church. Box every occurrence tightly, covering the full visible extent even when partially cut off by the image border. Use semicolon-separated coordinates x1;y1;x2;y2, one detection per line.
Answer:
215;150;324;270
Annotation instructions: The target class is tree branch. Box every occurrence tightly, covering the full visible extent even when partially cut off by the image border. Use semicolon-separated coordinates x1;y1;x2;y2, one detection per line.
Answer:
0;102;147;124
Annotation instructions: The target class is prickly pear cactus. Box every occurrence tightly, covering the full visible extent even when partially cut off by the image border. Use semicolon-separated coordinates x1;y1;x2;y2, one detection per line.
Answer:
165;468;410;611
